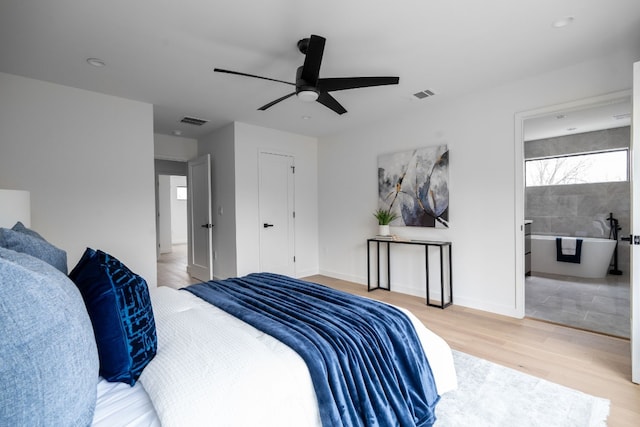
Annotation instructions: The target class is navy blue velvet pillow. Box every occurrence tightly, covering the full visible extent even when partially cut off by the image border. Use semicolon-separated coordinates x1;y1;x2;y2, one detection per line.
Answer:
69;248;157;385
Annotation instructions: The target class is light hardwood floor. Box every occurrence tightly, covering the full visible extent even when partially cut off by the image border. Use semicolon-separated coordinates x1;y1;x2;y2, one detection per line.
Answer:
156;258;640;426
156;244;200;288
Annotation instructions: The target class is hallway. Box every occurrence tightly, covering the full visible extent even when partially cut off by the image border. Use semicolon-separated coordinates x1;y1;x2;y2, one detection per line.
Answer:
156;244;201;289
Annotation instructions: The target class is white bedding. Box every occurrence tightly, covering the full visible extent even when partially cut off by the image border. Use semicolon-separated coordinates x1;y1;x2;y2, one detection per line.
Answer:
92;378;160;426
137;286;457;427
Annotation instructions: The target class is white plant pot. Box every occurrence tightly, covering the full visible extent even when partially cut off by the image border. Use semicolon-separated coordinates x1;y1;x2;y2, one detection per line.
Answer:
379;224;390;236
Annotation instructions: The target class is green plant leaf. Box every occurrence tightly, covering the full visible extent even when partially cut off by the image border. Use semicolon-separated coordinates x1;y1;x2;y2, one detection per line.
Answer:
373;208;398;225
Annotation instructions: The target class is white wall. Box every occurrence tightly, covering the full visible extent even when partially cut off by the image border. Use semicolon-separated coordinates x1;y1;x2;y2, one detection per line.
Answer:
318;48;638;317
0;189;30;228
154;133;198;161
0;72;157;284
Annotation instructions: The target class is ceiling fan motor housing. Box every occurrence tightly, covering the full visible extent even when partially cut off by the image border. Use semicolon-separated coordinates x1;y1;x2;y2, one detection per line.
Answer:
295;66;319;101
297;38;310;55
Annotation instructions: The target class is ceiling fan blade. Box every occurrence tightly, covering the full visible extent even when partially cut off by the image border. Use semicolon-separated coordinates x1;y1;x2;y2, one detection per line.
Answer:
318;76;399;92
214;68;295;86
258;92;296;111
300;35;326;86
317;92;347;115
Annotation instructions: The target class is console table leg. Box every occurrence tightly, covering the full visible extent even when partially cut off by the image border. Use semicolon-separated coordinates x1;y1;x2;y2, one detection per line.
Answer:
367;241;371;291
439;246;444;308
386;242;390;291
449;244;453;305
376;241;380;291
425;245;430;305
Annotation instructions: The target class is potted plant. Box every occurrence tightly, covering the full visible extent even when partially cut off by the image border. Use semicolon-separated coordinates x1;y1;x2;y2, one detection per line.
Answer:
373;208;398;236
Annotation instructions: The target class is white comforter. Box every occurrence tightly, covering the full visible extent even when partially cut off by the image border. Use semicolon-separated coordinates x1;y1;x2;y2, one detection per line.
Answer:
139;286;457;427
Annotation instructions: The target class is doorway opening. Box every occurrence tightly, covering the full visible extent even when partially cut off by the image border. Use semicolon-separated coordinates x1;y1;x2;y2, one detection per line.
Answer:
520;95;632;338
157;174;191;288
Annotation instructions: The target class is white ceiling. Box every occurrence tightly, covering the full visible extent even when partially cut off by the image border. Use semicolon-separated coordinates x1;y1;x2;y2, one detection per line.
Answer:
1;0;639;139
524;97;632;141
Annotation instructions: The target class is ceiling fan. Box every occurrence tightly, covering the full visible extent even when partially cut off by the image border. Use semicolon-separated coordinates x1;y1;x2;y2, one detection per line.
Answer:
214;35;399;115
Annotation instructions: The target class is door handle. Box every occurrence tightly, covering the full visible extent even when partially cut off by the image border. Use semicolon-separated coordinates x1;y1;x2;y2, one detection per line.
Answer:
620;235;640;245
263;223;274;228
201;223;214;229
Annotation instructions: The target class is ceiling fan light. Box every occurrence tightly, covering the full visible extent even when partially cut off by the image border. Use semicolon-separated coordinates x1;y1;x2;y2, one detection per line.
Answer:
297;89;319;102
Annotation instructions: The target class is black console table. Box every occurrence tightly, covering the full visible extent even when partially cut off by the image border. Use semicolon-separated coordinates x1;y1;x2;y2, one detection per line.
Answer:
366;238;453;309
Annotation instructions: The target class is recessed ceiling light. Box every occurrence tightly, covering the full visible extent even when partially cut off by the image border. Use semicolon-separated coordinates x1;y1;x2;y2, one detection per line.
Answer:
301;115;312;120
86;58;106;67
172;130;182;136
552;16;575;28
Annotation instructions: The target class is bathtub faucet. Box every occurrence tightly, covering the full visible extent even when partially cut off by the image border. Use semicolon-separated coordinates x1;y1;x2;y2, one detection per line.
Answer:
607;212;621;239
608;212;623;275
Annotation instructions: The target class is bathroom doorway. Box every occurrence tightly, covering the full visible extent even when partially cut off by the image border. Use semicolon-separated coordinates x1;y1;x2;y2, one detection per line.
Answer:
519;94;632;338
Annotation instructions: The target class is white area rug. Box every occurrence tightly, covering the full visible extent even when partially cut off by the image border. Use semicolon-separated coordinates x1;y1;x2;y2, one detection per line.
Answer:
435;351;610;426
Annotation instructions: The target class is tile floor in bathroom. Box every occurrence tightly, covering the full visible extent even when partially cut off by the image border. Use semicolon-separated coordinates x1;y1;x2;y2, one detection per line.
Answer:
525;272;630;338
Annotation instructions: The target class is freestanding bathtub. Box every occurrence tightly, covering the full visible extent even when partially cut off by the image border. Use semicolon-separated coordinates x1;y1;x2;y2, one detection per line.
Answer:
530;235;617;279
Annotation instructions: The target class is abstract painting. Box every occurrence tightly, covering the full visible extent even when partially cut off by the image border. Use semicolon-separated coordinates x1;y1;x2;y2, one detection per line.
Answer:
378;145;449;228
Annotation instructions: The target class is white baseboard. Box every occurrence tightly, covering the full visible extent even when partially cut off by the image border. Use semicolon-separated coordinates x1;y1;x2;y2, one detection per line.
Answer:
295;268;320;278
318;269;366;286
317;269;521;318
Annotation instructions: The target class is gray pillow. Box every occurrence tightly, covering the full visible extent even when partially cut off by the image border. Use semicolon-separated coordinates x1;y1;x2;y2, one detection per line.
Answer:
0;247;99;426
0;227;67;274
11;221;45;241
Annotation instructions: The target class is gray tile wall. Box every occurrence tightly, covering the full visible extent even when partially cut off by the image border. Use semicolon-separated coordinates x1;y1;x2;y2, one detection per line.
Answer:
525;126;630;158
525;126;630;275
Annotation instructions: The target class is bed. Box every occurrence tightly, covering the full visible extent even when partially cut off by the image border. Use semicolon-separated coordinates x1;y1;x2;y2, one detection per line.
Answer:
0;221;457;427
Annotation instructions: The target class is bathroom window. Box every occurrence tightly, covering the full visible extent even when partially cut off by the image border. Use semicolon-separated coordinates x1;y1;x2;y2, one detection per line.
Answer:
526;149;628;187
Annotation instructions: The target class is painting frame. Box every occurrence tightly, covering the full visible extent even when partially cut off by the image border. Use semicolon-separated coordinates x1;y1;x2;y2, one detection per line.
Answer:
377;145;449;228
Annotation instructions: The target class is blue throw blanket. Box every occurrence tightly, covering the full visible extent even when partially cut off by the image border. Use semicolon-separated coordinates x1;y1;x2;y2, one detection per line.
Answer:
185;273;439;427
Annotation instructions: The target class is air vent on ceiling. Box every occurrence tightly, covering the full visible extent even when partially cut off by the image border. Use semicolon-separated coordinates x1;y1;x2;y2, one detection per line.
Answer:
180;116;209;126
413;89;436;100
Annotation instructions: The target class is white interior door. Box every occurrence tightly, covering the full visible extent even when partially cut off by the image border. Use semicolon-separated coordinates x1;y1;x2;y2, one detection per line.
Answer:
631;61;639;384
187;154;213;282
259;152;295;276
